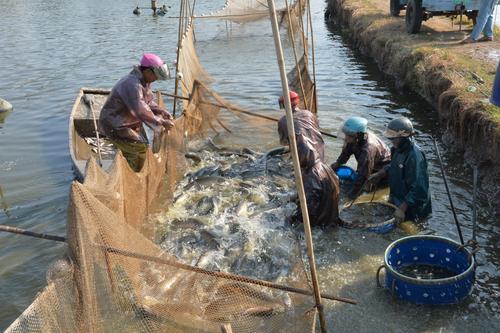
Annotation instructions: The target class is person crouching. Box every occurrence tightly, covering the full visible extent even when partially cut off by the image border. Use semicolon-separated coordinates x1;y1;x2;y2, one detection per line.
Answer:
293;137;342;227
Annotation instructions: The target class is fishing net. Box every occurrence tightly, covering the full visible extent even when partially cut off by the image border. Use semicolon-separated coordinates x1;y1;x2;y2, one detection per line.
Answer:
205;0;306;33
288;54;316;113
6;15;318;333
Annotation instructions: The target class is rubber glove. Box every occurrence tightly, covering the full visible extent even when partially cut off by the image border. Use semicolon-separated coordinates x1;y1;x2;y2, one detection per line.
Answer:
160;118;174;130
367;170;385;186
394;202;408;223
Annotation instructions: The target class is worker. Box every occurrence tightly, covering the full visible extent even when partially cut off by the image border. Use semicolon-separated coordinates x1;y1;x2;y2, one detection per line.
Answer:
368;117;432;222
460;0;499;43
294;139;341;227
99;53;174;172
277;90;325;162
331;116;391;199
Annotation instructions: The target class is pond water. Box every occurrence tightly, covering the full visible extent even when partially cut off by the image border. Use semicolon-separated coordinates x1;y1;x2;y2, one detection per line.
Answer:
0;0;498;331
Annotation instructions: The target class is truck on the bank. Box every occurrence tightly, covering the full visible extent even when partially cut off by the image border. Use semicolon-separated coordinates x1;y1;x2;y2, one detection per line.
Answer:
390;0;481;33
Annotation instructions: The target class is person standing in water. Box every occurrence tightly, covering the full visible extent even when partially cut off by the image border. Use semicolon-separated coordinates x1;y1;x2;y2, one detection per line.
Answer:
277;90;325;162
331;116;391;200
368;117;431;223
99;53;174;172
294;139;342;227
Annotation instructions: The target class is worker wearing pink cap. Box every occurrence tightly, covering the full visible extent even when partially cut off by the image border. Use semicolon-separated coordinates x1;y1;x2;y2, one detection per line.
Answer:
99;53;173;171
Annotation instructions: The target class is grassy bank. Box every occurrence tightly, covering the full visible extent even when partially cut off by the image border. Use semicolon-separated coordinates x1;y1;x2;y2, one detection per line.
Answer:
326;0;500;173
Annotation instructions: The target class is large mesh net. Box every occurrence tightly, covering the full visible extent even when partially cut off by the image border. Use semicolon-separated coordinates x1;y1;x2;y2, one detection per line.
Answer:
6;9;321;333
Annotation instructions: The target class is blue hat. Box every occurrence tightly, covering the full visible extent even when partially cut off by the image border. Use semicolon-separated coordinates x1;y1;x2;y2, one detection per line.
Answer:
342;117;368;135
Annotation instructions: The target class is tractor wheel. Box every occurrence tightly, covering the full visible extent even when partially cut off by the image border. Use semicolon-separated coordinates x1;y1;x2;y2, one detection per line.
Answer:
390;0;401;17
406;0;423;34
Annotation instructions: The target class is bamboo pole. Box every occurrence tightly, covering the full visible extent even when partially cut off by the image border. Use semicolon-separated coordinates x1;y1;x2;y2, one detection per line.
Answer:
157;90;338;138
83;94;103;166
266;0;328;332
0;225;66;242
0;224;357;305
297;0;308;59
103;245;356;304
284;0;309;111
220;323;233;333
306;0;318;113
172;0;185;117
191;0;197;42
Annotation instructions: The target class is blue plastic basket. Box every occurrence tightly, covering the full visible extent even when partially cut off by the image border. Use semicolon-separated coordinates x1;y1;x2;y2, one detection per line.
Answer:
377;235;475;305
336;165;357;181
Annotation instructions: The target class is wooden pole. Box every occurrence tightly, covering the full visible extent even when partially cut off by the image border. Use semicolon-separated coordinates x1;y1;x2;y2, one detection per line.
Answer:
266;1;328;332
220;323;233;333
83;94;103;166
0;224;356;305
306;0;318;113
172;0;185;117
0;225;66;242
157;90;338;138
284;0;310;111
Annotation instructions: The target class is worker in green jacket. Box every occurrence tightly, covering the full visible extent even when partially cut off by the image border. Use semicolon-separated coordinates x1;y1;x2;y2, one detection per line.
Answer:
368;117;431;222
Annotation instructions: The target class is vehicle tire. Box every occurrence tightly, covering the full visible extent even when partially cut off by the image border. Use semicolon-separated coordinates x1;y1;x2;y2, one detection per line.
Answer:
468;10;478;25
405;0;423;34
390;0;401;17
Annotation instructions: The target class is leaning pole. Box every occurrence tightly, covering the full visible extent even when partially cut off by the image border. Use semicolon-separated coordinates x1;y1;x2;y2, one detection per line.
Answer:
266;1;328;332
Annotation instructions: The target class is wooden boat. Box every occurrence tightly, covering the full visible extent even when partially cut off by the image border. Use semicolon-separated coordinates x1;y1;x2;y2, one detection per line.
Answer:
69;87;114;180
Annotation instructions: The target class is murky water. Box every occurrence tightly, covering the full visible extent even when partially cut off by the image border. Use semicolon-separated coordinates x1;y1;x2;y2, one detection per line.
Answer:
398;264;458;280
0;0;499;331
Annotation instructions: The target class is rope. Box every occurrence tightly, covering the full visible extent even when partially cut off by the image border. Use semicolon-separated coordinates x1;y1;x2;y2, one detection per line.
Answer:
157;89;338;138
432;137;465;245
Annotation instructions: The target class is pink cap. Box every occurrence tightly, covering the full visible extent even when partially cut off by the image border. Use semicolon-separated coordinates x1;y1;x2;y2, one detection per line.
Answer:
140;53;164;68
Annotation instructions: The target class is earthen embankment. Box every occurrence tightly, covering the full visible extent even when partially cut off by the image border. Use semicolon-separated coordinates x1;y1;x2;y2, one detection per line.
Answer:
326;0;500;182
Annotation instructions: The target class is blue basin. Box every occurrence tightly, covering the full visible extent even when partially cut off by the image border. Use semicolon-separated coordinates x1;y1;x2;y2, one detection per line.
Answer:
378;235;475;304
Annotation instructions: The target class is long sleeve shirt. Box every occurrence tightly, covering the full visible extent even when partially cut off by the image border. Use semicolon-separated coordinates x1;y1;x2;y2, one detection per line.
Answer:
99;66;169;142
277;108;325;162
334;132;391;197
295;140;341;227
384;138;432;221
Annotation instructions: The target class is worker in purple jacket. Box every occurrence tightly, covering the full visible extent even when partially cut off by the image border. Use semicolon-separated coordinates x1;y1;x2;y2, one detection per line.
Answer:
277;90;325;162
99;53;174;171
331;117;391;200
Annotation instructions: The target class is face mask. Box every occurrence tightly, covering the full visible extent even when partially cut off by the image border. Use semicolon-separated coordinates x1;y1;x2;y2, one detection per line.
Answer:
152;64;171;80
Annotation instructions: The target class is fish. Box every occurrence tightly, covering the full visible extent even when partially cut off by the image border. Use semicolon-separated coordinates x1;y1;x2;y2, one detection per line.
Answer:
241;147;261;156
185;152;202;165
262;146;289;161
184;176;227;190
168;217;206;230
199;229;221;250
192;196;216;215
189;165;221;179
